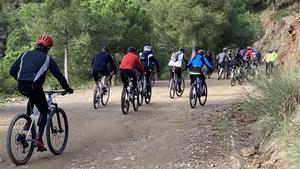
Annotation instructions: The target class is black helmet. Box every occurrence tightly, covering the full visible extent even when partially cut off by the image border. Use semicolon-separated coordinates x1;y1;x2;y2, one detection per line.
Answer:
127;46;136;53
102;46;109;52
179;47;185;53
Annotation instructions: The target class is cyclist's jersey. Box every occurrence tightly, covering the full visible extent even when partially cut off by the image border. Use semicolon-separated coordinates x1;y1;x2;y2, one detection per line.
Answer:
216;52;226;64
119;52;145;75
139;51;160;71
168;51;184;68
92;51;117;73
270;52;278;62
244;49;254;61
10;49;69;90
262;53;272;63
188;54;212;75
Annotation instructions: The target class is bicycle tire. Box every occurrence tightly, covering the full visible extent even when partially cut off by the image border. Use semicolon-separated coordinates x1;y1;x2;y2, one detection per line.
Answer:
46;108;69;155
101;85;110;106
121;88;130;115
7;113;35;165
145;87;152;104
133;88;139;111
93;86;100;109
189;84;197;108
169;79;175;99
176;79;185;97
199;82;208;106
138;81;144;106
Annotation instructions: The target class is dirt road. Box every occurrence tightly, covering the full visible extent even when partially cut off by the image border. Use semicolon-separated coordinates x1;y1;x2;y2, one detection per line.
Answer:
0;79;246;169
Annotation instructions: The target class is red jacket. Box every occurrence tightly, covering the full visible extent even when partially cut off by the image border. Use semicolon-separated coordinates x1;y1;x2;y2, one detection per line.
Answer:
119;52;145;75
244;49;254;61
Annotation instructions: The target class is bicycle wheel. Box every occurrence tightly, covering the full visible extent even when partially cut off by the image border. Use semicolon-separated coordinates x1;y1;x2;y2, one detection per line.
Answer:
151;77;155;86
176;79;185;97
133;88;139;111
93;86;100;109
230;72;236;86
121;88;130;115
46;108;69;155
101;85;110;106
199;82;208;106
169;79;175;99
145;87;152;104
138;81;144;106
189;84;197;108
7;113;35;165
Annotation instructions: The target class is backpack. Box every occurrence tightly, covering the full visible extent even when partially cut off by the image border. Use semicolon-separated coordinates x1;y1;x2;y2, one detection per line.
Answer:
171;52;181;62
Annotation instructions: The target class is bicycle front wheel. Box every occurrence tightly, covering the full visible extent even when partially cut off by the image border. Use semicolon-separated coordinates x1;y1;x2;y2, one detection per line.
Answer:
145;87;152;104
7;113;35;165
101;85;110;106
121;88;130;115
138;81;144;106
169;79;175;99
93;86;100;109
199;82;208;106
189;84;197;108
46;108;69;155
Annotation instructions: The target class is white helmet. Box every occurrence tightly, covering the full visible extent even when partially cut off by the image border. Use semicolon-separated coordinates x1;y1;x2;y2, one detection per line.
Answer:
143;45;151;52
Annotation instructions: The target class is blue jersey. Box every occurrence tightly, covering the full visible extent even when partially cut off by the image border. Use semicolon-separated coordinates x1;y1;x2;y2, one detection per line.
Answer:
188;54;212;74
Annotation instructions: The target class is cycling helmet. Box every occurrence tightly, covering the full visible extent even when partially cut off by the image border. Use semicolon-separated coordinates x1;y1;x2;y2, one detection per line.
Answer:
102;46;109;52
143;45;151;52
36;34;53;48
179;47;185;53
223;48;227;52
127;46;136;53
198;49;205;55
268;49;273;53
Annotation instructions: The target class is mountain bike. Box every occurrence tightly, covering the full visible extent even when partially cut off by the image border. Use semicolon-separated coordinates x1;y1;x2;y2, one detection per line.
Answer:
230;64;244;86
189;75;208;108
7;91;70;165
169;67;185;99
138;75;152;106
93;76;110;109
121;77;140;115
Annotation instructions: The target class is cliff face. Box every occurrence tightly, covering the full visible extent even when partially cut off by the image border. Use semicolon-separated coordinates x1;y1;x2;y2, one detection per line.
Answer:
254;3;300;64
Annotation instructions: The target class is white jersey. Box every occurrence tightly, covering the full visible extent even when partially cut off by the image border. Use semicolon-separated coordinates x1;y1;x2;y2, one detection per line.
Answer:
168;51;184;68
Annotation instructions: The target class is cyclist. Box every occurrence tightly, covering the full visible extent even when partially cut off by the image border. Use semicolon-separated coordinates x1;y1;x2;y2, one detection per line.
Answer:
168;47;187;93
243;46;255;65
216;48;227;80
92;46;117;93
9;34;74;152
262;49;273;76
119;47;145;92
204;50;213;78
139;45;160;90
187;49;212;85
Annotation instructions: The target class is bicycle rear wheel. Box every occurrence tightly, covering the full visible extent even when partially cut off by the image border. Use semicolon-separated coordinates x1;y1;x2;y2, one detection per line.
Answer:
199;82;208;106
7;113;35;165
145;87;152;104
176;79;185;97
189;84;197;108
101;85;110;106
121;88;130;115
133;88;139;111
169;79;175;99
138;81;144;106
93;86;100;109
46;108;69;155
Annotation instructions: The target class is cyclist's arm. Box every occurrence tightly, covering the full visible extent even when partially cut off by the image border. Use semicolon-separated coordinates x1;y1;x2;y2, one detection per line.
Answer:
49;57;71;90
204;57;212;68
150;56;160;72
10;55;22;80
109;55;117;74
136;58;145;75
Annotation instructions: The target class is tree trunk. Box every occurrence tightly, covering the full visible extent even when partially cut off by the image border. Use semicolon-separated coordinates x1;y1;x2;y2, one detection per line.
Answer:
64;48;69;83
192;40;196;57
272;0;276;13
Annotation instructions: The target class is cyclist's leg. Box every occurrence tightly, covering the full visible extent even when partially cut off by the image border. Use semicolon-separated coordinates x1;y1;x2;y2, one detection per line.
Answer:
145;68;151;90
190;74;196;85
120;69;129;89
176;67;182;89
169;67;174;81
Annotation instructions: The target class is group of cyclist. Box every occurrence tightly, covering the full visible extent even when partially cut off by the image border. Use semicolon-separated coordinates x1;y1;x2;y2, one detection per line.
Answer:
8;33;279;153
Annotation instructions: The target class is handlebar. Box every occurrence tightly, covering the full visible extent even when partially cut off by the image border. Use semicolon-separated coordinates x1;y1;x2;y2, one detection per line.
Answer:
44;91;69;96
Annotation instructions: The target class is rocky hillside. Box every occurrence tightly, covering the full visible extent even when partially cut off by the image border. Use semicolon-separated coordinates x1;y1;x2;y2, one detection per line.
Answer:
254;2;300;64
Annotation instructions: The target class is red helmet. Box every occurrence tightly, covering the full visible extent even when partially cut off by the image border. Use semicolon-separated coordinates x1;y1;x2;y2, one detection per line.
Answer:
36;34;53;48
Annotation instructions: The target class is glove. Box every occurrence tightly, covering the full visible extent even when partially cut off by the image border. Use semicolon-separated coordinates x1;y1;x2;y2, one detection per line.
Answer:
65;87;74;94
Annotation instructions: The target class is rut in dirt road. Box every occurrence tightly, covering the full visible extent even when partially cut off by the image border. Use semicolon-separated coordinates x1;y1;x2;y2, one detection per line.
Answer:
0;79;246;169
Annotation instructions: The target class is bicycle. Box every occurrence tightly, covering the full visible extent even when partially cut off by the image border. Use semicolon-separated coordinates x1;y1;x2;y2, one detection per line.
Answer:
138;75;152;106
93;76;110;109
169;67;185;99
230;64;244;86
6;91;70;165
121;77;140;115
189;74;208;108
